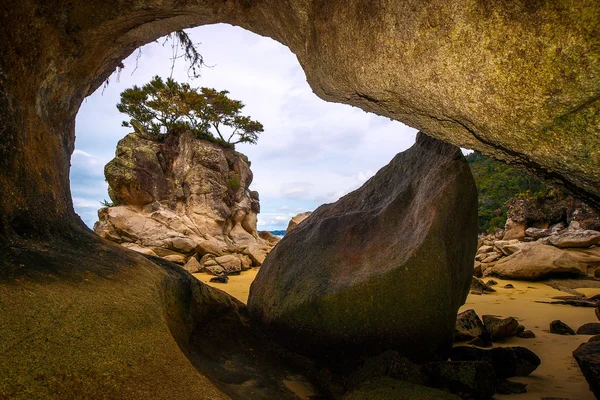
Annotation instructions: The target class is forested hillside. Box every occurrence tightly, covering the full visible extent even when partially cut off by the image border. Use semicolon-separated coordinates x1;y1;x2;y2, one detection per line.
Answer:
466;152;546;232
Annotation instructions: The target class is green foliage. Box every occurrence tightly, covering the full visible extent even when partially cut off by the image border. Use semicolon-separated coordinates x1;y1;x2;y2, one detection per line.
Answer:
117;76;264;146
226;177;241;191
466;152;547;233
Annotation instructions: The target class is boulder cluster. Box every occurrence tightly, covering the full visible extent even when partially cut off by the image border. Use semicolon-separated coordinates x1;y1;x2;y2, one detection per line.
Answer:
94;131;278;275
475;223;600;281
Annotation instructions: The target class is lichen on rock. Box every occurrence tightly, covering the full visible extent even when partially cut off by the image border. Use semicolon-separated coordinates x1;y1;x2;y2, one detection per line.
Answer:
94;130;274;268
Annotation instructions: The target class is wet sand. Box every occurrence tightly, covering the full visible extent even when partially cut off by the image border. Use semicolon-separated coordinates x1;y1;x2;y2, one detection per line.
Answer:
194;270;599;399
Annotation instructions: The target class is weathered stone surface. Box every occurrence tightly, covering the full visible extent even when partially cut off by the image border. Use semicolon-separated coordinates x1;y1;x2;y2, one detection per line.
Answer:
577;323;600;335
347;350;427;390
258;230;281;245
481;252;502;263
93;131;275;267
490;242;586;280
455;309;485;342
493;239;520;256
422;361;497;400
573;339;600;398
286;211;312;233
550;320;576;335
525;227;553;240
482;315;519;341
476;246;494;255
470;277;496;295
182;256;202;274
248;134;478;366
503;219;526;241
548;230;600;248
450;346;541;378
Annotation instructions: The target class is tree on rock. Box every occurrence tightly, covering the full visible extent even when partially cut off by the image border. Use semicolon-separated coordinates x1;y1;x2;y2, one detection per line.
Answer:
117;76;263;146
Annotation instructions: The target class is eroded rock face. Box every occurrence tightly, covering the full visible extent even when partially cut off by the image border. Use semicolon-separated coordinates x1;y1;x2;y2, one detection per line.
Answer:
248;133;478;367
286;211;312;233
94;131;273;267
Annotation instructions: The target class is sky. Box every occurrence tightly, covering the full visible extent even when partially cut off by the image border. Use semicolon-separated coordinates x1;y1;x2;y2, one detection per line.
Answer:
72;23;418;231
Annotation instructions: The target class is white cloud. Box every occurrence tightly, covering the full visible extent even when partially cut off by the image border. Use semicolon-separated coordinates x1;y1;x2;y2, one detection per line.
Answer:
72;23;418;231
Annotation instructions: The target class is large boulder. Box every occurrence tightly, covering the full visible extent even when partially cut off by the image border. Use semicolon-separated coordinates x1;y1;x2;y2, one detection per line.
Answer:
248;133;478;367
489;242;586;280
94;131;275;267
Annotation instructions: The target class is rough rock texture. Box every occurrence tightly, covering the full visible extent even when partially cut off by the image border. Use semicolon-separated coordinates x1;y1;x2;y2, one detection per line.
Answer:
2;1;600;397
249;133;478;367
490;242;587;280
550;320;576;335
572;339;600;398
286;211;312;233
0;234;321;399
455;309;485;341
343;377;461;400
503;219;526;241
577;323;600;335
482;316;520;341
548;229;600;248
94;131;274;267
421;361;497;400
450;346;541;378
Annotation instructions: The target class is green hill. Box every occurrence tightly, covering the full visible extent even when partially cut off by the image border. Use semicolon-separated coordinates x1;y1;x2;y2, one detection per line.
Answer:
466;152;546;233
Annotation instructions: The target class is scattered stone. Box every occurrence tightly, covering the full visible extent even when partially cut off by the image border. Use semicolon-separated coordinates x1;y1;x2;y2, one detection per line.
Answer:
577;323;600;335
182;256;202;274
496;379;528;394
473;261;483;277
490;242;586;280
209;275;229;284
471;277;496;295
517;330;536;339
486;279;498;286
248;134;479;366
205;265;224;276
503;218;527;241
476;245;494;255
258;230;281;245
549;229;600;248
504;284;514;289
494;239;521;256
481;252;502;263
525;227;553;239
454;309;485;341
450;346;541;378
572;339;600;398
421;361;497;400
475;253;487;262
482;315;520;341
550;320;576;335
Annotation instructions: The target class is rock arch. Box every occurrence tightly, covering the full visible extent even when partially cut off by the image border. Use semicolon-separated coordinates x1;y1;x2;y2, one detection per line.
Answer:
1;1;600;238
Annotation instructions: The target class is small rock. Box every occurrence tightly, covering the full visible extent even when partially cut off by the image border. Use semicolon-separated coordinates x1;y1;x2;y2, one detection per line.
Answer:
517;330;536;339
550;320;576;335
455;309;485;341
209;275;229;284
182;256;202;273
346;350;426;389
476;245;494;255
596;304;600;322
473;261;483;277
450;346;541;378
482;252;502;263
526;227;553;239
577;323;600;335
482;315;520;341
471;277;496;294
496;379;528;394
504;284;514;289
486;279;498;286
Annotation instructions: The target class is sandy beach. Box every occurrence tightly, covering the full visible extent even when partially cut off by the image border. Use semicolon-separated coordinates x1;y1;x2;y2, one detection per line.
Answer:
195;270;599;400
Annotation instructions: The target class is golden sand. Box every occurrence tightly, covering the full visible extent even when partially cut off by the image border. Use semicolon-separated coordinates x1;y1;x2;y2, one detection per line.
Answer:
194;270;599;399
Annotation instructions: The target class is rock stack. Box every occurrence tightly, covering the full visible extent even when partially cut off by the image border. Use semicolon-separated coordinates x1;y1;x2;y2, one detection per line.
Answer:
94;131;277;273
